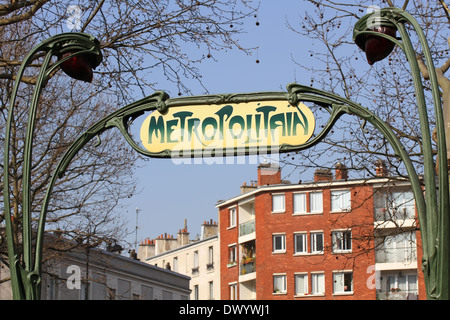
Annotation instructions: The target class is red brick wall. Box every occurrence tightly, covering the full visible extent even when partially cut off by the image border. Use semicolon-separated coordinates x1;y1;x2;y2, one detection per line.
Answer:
415;223;427;300
254;184;377;300
219;204;240;299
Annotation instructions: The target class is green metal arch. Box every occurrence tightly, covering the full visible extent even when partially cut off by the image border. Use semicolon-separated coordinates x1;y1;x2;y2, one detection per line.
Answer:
30;81;428;300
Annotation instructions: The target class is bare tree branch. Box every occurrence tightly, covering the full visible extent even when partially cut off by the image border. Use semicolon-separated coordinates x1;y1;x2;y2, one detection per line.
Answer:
0;0;48;26
439;0;450;23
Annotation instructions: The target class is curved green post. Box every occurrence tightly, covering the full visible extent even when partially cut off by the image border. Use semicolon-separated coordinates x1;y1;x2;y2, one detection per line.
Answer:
354;8;449;299
3;33;102;300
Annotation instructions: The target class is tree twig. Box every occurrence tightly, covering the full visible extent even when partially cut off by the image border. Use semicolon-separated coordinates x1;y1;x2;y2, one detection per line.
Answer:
402;0;410;10
439;0;450;23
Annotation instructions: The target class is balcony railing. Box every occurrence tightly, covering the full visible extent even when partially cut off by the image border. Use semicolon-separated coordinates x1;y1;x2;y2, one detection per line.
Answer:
240;257;256;275
374;207;415;221
239;220;255;237
376;290;418;300
375;246;417;264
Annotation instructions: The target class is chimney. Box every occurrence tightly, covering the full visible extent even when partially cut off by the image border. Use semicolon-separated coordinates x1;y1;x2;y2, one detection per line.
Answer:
201;219;218;240
177;219;190;246
375;159;388;177
257;163;281;186
335;162;348;180
137;238;155;260
241;181;257;194
314;168;333;182
154;235;164;255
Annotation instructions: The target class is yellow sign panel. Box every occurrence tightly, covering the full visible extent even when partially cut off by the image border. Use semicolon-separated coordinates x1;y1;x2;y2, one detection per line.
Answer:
140;101;315;157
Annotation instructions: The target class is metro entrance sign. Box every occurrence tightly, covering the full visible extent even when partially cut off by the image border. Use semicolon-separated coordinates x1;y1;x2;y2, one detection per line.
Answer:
139;94;315;158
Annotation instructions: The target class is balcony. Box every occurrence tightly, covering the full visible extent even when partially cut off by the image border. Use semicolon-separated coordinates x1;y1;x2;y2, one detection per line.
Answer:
239;239;256;281
239;220;255;237
373;189;416;224
240;279;256;300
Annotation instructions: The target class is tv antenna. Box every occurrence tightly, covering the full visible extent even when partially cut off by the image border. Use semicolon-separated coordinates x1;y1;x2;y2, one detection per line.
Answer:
135;208;141;250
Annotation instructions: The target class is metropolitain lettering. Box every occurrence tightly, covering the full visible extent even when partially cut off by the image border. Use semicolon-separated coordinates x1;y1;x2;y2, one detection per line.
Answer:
146;105;309;145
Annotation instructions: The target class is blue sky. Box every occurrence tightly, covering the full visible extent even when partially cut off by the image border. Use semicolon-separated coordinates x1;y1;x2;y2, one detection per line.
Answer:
121;1;323;248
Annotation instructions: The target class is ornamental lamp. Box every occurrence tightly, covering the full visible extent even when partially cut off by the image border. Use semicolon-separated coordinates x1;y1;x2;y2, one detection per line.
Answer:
353;13;397;65
57;37;102;82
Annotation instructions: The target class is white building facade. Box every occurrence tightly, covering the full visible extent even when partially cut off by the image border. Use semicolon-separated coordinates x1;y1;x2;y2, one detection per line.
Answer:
139;220;220;300
0;238;191;300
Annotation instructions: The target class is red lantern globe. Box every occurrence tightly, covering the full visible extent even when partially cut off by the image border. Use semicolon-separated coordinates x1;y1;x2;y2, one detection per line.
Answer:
58;51;99;82
355;25;397;65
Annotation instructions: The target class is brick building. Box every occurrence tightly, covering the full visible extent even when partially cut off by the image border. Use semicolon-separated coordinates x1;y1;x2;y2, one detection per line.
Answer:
217;162;425;300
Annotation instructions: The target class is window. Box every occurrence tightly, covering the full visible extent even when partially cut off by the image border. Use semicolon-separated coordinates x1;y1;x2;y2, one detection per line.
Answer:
229;283;237;300
173;257;178;272
48;276;58;300
333;272;353;294
332;230;352;252
273;234;286;253
207;246;214;270
272;194;285;213
384;274;418;298
194;251;199;267
80;281;88;300
229;207;236;228
228;245;237;266
295;274;308;296
209;281;214;300
208;246;213;263
310;192;323;213
108;288;116;300
311;273;325;295
331;190;351;212
162;290;172;300
294;233;307;254
194;285;199;300
141;286;153;300
311;232;324;253
391;191;415;219
273;274;287;294
293;193;307;214
192;250;199;275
